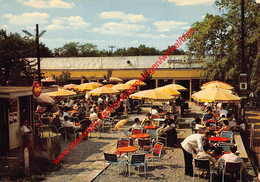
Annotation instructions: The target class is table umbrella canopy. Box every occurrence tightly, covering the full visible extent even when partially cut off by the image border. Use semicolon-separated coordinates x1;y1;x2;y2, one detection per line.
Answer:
46;89;76;98
125;79;146;86
130;89;174;100
114;119;128;131
201;83;234;90
86;87;119;96
63;83;79;90
109;77;123;83
41;77;55;82
202;81;232;87
163;84;187;91
103;84;114;88
191;88;241;103
155;87;181;97
34;93;55;104
112;84;131;91
75;82;102;91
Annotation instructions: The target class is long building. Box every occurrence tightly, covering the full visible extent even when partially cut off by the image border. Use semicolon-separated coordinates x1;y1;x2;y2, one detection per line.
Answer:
30;55;211;99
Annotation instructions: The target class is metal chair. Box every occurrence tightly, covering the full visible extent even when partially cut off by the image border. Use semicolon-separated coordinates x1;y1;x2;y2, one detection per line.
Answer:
145;142;164;168
220;131;233;143
222;162;243;182
132;129;143;135
64;127;76;142
138;139;152;153
126;154;146;178
193;158;213;182
114;138;129;155
103;152;124;176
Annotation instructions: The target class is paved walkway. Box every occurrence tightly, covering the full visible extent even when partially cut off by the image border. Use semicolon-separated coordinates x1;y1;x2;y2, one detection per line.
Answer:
43;103;258;182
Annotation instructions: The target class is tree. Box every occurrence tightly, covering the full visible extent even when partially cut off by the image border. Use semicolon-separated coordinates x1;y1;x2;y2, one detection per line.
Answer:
52;71;71;86
54;42;99;57
0;29;52;86
186;0;259;92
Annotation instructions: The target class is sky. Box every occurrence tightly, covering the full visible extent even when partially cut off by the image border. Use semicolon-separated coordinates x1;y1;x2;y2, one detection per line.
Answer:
0;0;221;51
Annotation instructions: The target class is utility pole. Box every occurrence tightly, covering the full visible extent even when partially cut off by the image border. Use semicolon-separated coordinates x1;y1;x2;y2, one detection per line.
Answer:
23;24;46;85
108;46;115;56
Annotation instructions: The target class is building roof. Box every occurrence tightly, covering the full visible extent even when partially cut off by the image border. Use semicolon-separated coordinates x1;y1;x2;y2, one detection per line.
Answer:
0;86;58;98
29;55;210;70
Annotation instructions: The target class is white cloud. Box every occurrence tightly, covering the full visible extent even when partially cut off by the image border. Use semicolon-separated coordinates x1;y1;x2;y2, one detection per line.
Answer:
1;25;9;29
92;22;146;36
163;0;214;6
46;16;90;30
153;20;188;32
3;12;49;25
99;11;147;23
18;0;75;9
137;33;179;40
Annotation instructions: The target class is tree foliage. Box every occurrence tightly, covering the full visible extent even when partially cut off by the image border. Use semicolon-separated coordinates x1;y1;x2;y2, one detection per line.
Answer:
52;71;71;86
187;0;259;92
0;29;52;86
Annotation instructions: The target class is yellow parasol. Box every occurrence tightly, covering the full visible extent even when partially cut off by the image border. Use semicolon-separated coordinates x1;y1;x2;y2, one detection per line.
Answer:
125;79;146;86
86;87;119;96
191;88;240;103
129;89;173;100
112;84;131;91
114;119;128;131
46;89;76;98
63;83;79;90
202;81;232;87
155;87;181;97
163;83;187;91
41;77;55;82
103;84;114;88
34;93;55;104
75;82;102;91
201;83;234;90
109;77;123;83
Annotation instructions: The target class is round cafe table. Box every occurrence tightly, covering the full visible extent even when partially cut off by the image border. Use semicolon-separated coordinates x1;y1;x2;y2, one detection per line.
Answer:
144;125;156;130
209;136;230;142
130;134;150;139
206;120;217;123
208;126;221;131
116;146;137;155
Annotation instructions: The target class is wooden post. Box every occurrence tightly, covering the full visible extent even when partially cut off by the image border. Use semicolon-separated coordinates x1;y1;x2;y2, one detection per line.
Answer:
24;147;29;175
250;124;254;149
47;137;52;160
155;79;158;88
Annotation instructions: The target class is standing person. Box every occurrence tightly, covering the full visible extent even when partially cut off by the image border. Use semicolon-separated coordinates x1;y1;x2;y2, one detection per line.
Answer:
181;132;211;176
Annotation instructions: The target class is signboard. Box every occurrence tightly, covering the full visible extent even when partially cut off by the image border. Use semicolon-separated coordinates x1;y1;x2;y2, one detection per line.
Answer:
32;81;41;97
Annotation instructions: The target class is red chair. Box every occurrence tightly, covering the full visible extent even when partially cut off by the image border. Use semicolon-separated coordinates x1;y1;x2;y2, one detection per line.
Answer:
114;138;129;155
145;142;164;168
138;139;152;152
132;129;143;135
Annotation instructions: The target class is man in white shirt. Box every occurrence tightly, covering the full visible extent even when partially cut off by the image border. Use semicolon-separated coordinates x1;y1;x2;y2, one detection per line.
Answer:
181;132;211;176
63;116;81;130
150;106;159;115
89;110;98;122
131;118;145;131
218;145;243;163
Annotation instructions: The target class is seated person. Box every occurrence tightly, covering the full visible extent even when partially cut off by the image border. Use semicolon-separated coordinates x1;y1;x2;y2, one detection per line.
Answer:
218;145;246;172
156;106;164;114
20;120;35;155
232;119;246;132
190;114;198;130
216;119;231;134
195;118;206;130
63;116;81;130
196;143;217;164
89;109;98;122
158;119;177;147
150;106;159;115
203;107;214;123
129;118;145;132
141;112;154;126
227;113;237;128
